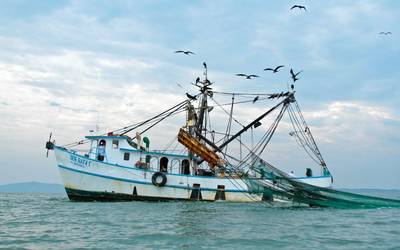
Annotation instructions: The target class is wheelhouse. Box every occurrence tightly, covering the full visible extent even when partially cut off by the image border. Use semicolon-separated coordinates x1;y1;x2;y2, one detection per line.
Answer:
85;134;193;175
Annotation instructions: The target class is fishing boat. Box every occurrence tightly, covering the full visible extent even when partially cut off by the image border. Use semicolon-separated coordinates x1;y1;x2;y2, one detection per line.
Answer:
46;65;334;202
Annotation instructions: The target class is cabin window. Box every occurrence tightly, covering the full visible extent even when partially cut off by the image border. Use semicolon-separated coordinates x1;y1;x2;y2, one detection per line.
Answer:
123;152;130;161
97;140;106;161
112;139;119;149
160;157;168;173
181;159;190;175
171;159;180;173
150;157;159;171
145;155;151;164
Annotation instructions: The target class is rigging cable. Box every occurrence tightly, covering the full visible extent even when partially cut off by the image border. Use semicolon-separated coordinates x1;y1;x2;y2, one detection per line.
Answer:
223;94;235;155
62;99;190;148
287;105;324;165
293;100;326;164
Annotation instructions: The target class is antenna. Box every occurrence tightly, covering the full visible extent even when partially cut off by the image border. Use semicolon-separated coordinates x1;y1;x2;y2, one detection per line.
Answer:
203;62;208;81
95;111;100;133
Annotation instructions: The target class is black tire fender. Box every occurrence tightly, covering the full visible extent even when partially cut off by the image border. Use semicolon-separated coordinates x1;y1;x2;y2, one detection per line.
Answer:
152;172;167;187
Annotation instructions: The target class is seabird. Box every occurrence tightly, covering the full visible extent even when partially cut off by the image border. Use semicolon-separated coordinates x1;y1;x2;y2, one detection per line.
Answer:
379;32;392;35
174;50;195;55
236;73;260;79
290;68;302;82
264;65;285;73
203;62;207;69
290;5;307;11
253;96;259;103
196;77;200;84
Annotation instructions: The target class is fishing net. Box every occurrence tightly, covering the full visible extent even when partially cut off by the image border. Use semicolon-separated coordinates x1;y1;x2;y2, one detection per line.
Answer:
245;164;400;209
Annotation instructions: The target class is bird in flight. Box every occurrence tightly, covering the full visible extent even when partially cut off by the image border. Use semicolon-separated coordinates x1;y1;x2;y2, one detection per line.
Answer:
253;96;259;103
290;69;302;82
264;65;285;73
379;32;392;35
236;73;259;79
175;50;195;55
290;5;306;11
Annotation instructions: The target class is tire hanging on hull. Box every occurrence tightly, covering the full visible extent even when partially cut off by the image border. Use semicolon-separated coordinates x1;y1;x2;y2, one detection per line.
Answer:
151;172;167;187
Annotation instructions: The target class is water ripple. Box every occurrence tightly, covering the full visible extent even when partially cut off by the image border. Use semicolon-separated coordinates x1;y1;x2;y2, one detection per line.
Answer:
1;193;400;249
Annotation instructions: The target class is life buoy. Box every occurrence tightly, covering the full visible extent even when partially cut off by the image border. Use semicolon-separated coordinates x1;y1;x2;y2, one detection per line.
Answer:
152;172;167;187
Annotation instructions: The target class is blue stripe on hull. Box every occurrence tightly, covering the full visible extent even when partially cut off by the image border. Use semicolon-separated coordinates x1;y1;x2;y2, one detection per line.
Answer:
58;164;250;193
54;146;331;181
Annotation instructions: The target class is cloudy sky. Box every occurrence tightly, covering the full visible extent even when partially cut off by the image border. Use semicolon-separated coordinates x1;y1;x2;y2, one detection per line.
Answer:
0;0;399;189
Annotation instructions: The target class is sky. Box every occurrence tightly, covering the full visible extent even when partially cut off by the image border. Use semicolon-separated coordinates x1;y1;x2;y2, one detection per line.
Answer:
0;0;399;189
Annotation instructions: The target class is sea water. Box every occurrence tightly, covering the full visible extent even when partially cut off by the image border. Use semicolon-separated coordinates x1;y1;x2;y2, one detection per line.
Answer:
1;191;400;250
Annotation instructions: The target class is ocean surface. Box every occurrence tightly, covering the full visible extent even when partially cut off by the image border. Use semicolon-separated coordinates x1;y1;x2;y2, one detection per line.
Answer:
1;191;400;250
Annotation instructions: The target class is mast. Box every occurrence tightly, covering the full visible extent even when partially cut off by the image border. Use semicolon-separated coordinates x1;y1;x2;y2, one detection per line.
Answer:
194;62;210;138
195;91;207;136
186;63;213;174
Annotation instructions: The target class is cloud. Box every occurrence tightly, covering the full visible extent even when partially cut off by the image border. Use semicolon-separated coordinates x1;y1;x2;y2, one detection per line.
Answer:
48;101;61;107
0;1;399;188
298;101;399;149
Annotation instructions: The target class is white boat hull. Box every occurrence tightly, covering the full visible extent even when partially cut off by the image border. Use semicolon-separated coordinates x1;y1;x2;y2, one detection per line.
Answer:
55;146;263;202
54;146;332;202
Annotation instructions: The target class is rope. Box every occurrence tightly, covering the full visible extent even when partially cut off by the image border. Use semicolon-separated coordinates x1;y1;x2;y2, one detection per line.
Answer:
210;96;245;128
213;91;273;96
61;99;189;148
287;103;326;166
223;94;235;154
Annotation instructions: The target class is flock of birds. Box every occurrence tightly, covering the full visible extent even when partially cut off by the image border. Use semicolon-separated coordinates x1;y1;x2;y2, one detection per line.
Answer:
174;3;393;100
175;50;303;89
176;55;300;103
234;66;302;90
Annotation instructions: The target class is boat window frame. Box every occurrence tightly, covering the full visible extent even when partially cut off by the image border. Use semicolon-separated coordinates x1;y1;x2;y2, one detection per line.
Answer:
112;139;119;149
159;157;169;173
170;158;180;173
150;156;159;171
181;159;190;175
123;152;130;161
